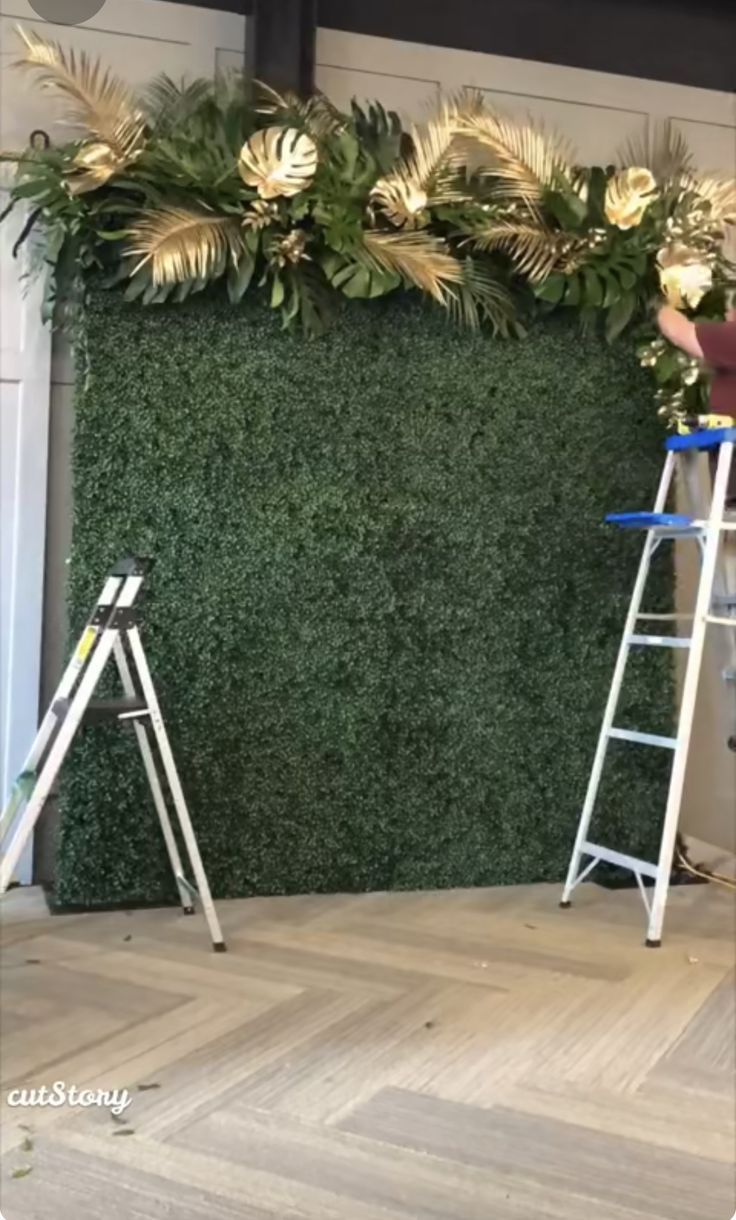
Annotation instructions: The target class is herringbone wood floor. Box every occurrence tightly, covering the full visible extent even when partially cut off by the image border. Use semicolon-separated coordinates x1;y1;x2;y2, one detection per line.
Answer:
0;879;734;1219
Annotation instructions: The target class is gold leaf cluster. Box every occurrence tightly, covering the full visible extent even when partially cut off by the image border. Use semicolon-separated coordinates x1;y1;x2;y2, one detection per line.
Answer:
8;25;736;371
370;105;464;227
15;25;145;193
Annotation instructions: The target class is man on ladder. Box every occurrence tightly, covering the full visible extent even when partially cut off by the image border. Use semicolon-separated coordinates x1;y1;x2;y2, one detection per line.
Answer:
561;304;735;945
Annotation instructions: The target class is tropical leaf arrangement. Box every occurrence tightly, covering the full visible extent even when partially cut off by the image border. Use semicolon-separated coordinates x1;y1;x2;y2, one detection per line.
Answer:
2;26;736;422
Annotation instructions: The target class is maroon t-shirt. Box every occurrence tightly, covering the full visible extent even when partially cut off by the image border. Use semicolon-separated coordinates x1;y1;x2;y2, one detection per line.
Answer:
696;320;736;416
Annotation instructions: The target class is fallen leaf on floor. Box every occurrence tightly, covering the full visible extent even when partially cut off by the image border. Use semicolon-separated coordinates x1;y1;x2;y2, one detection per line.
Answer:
24;959;41;966
20;1138;33;1153
137;1083;161;1092
123;935;132;942
112;1129;135;1137
110;1113;127;1125
424;1020;435;1029
524;923;537;930
11;1167;33;1179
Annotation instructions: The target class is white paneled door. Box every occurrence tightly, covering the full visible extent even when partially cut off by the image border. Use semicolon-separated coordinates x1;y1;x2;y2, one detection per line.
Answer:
0;0;245;882
0;199;51;883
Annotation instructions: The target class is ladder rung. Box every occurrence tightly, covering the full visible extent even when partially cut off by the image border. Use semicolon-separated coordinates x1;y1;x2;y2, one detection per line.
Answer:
705;615;736;629
581;842;658;880
83;698;150;725
636;613;693;622
609;727;677;750
627;634;691;649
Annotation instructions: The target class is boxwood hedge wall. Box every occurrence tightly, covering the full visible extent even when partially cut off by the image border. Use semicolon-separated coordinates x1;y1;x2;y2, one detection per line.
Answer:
55;292;672;907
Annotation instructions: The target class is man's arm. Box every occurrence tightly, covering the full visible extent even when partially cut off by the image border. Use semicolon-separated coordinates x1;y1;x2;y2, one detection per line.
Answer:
657;305;703;359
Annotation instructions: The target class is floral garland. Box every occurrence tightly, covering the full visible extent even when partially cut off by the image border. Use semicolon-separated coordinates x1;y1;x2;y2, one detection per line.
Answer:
2;26;735;423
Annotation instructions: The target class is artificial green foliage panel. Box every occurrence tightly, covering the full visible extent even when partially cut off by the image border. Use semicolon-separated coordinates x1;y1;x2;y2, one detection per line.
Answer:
56;293;672;906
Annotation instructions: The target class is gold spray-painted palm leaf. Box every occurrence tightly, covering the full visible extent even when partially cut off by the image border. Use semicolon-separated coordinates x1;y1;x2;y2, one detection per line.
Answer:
679;172;736;226
472;219;580;280
14;26;145;159
371;102;469;226
362;230;464;303
453;107;576;204
127;207;244;286
239;126;318;199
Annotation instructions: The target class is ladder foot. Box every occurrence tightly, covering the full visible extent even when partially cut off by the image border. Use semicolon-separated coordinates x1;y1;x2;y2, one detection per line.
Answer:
213;941;227;953
559;900;572;909
645;937;662;948
182;906;195;915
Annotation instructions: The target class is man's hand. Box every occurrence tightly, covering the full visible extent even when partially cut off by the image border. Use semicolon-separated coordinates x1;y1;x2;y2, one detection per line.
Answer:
657;305;703;359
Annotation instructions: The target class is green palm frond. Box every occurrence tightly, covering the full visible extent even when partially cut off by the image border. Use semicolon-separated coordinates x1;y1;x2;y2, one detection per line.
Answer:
127;207;244;286
446;260;518;334
361;230;464;302
142;74;214;132
454;107;577;204
15;25;144;158
619;119;693;184
350;99;405;172
255;82;345;140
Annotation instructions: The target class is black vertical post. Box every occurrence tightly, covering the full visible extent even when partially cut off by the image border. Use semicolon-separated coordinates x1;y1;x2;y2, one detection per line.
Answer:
246;0;317;96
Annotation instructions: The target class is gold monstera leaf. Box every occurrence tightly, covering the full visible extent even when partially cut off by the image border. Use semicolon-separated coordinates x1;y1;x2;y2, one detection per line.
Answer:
239;126;317;199
66;141;128;195
604;166;658;229
657;244;713;309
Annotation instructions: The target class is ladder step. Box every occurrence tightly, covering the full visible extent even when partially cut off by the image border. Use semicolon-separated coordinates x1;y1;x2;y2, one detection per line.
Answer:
53;697;150;725
582;842;658;880
84;698;150;724
636;613;693;623
705;615;736;629
609;727;677;750
627;634;691;649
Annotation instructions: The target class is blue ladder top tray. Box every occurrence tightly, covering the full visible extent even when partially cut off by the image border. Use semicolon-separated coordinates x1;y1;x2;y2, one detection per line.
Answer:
605;512;695;530
665;427;736;452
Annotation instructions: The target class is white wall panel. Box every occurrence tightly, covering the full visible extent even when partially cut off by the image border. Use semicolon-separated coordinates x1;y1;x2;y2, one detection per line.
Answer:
316;64;438;123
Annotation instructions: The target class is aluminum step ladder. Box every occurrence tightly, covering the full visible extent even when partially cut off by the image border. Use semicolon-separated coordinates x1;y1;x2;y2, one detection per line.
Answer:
0;557;226;952
560;427;736;945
